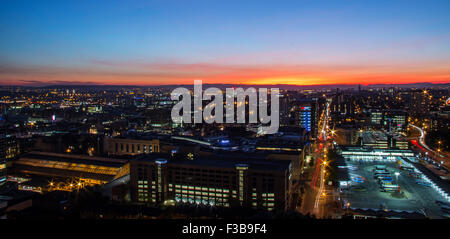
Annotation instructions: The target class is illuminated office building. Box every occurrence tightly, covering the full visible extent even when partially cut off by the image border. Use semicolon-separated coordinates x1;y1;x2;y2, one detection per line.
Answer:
370;109;408;132
130;154;292;211
295;100;318;138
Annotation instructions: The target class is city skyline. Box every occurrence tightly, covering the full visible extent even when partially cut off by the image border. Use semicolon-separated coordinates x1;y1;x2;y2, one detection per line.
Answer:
1;0;450;86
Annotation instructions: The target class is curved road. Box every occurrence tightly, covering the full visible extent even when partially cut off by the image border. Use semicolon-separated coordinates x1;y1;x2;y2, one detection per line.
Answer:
409;124;449;170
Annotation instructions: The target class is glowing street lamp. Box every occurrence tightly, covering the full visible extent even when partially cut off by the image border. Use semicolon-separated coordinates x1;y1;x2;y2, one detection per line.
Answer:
395;172;400;180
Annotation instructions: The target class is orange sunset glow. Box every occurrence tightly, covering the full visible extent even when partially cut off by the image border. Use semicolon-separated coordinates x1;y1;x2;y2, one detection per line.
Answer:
1;61;449;86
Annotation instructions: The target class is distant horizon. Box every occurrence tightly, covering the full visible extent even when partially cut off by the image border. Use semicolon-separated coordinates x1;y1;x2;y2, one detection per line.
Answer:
1;81;448;89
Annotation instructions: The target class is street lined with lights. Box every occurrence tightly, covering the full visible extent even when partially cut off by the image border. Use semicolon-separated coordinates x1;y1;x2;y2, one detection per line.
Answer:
312;99;332;218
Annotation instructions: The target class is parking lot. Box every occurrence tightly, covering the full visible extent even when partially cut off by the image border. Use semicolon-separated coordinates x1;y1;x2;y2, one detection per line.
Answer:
340;160;447;218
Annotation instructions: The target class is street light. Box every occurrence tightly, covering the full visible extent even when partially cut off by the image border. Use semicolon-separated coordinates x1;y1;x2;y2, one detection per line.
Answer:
395;172;400;181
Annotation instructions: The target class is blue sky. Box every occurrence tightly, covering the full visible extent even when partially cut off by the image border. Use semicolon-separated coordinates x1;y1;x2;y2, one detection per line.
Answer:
1;0;449;85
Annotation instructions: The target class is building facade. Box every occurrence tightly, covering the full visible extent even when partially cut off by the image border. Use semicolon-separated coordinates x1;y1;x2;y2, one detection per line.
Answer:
129;154;292;211
104;137;160;156
338;146;414;162
294;100;318;139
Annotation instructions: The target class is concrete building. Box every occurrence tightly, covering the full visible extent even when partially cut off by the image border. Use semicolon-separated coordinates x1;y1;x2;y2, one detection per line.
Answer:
129;153;292;211
359;131;409;150
13;151;129;185
294;99;318;139
104;136;160;156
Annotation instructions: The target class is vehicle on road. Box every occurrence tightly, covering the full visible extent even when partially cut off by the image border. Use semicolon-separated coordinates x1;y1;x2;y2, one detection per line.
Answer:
436;200;450;214
350;185;367;192
436;200;450;207
440;204;450;214
380;184;400;192
409;172;422;179
415;180;431;187
374;165;387;171
376;176;393;182
374;169;388;174
399;166;414;172
352;177;365;183
379;179;393;185
374;172;390;178
348;165;358;171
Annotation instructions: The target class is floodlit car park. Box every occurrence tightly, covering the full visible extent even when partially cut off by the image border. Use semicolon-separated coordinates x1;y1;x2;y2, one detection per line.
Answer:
339;160;448;218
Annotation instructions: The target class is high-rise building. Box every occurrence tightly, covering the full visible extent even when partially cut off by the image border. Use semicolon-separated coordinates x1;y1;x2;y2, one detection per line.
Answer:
383;110;408;132
130;153;292;211
279;93;291;126
409;90;431;115
370;110;383;125
294;100;318;138
369;109;408;132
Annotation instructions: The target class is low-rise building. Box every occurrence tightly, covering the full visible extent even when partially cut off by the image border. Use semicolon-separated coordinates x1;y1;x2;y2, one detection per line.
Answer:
104;136;160;156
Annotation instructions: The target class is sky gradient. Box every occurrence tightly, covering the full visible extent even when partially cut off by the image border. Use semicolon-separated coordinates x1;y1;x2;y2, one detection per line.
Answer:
1;0;450;86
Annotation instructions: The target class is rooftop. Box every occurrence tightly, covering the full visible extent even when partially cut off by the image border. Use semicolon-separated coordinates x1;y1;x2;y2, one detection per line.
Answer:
19;151;127;167
134;153;291;172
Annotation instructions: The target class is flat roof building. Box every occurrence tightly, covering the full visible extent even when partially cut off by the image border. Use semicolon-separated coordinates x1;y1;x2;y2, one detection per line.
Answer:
130;153;292;212
13;151;128;185
337;146;414;162
360;131;409;150
103;136;160;156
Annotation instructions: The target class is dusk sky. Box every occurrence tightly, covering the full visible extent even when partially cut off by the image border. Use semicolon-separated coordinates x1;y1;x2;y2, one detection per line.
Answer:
1;0;450;86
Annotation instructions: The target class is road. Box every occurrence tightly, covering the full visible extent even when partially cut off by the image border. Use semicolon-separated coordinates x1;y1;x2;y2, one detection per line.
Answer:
300;99;334;218
409;124;449;170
